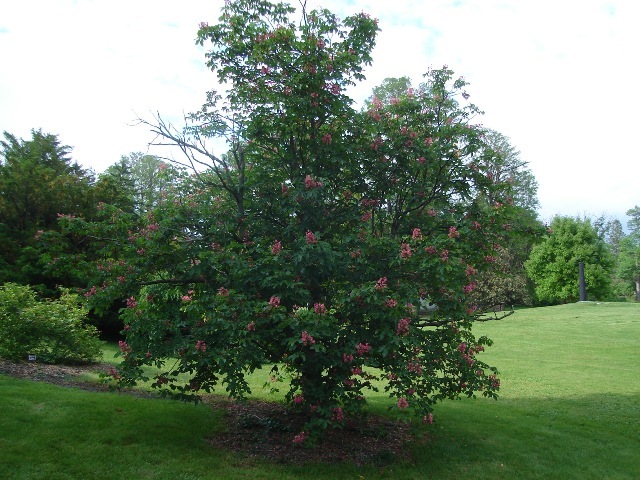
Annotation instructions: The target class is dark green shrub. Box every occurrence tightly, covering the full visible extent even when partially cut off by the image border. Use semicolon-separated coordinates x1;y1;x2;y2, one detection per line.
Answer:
0;283;102;364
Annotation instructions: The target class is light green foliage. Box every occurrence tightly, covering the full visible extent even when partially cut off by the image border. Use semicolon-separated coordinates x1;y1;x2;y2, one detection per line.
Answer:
0;283;102;364
98;153;184;215
525;216;613;303
364;75;412;107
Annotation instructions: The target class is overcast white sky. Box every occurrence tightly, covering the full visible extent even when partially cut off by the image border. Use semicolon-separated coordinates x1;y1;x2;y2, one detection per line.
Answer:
1;0;638;224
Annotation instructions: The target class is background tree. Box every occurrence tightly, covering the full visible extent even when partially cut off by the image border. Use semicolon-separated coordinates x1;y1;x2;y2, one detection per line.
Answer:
364;76;412;107
615;206;640;300
70;0;520;442
525;216;613;304
594;214;625;257
469;246;533;309
593;214;629;299
476;130;539;212
615;236;640;300
468;130;543;308
0;130;96;292
95;153;183;215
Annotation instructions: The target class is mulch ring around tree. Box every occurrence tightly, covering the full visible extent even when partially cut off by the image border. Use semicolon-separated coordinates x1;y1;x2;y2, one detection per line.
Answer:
0;359;425;466
204;396;421;466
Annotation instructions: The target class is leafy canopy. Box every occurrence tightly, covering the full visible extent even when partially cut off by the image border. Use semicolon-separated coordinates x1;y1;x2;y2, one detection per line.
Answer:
525;216;613;304
68;0;521;442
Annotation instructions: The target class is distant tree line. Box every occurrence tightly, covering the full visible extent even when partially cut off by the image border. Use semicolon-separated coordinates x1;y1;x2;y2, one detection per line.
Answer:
0;130;184;335
1;127;637;333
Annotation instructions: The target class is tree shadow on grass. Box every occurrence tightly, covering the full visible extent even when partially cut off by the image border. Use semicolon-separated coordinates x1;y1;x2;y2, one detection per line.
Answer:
416;393;640;479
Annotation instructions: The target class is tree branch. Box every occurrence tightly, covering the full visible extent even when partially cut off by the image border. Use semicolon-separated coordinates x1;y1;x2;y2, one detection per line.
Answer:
416;307;515;327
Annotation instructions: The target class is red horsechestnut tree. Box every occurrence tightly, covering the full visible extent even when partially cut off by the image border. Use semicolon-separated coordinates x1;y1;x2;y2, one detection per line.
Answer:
76;0;519;442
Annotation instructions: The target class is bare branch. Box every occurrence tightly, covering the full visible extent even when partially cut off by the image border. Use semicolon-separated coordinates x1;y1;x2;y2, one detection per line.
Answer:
416;307;515;327
139;278;207;286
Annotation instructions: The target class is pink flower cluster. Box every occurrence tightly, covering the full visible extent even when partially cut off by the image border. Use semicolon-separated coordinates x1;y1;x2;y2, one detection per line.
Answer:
360;198;380;207
254;31;275;43
293;431;308;444
118;340;131;354
305;231;317;244
195;340;207;353
313;303;326;314
181;289;194;302
412;228;422;239
400;243;412;259
407;360;423;375
397;397;409;410
301;331;316;346
247;321;256;331
305;175;323;188
375;277;387;290
463;283;477;294
343;353;354;363
293;394;304;405
458;342;485;367
332;407;344;421
271;240;282;255
371;136;383;151
355;342;371;356
448;226;460;238
384;298;398;308
397;317;411;336
269;296;280;307
218;287;229;296
126;296;137;309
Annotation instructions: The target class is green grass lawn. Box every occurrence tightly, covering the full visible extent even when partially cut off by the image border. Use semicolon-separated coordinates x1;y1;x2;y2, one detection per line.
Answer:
1;302;639;479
